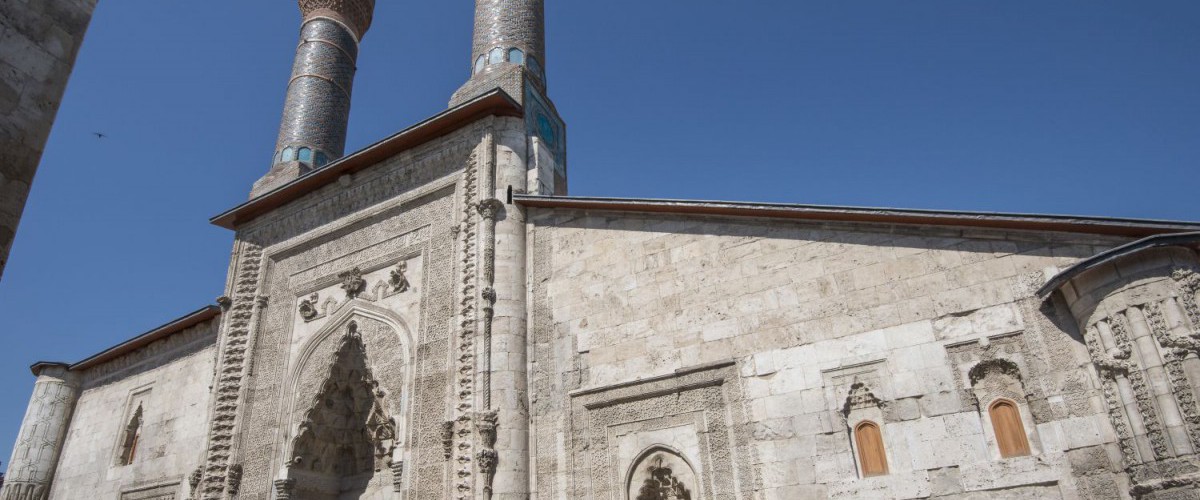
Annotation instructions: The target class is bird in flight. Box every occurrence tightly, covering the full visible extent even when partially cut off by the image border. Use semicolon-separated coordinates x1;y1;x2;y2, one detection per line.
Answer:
93;132;106;139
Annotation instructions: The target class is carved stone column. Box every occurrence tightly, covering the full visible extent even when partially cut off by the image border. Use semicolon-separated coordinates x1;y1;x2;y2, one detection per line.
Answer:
483;119;532;500
1;363;81;500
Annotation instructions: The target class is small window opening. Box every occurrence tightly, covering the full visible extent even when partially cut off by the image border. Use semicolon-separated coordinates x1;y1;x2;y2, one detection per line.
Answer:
989;399;1031;458
474;55;486;74
488;47;505;65
282;147;297;162
854;421;888;477
508;48;525;65
119;404;143;466
298;147;313;163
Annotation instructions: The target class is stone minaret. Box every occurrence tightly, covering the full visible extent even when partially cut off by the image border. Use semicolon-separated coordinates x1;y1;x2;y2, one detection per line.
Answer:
252;0;376;197
450;0;547;107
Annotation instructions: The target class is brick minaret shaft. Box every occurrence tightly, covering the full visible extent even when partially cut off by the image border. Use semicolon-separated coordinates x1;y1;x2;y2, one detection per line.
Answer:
252;0;375;197
451;0;546;107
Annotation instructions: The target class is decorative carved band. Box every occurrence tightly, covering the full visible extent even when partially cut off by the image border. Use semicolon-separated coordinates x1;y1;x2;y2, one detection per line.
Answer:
1172;268;1200;330
1084;325;1139;467
197;243;264;499
1145;302;1200;452
453;148;481;499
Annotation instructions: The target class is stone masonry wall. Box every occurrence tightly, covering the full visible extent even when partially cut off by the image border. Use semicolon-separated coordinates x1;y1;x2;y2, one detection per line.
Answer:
49;318;219;500
0;0;96;280
528;209;1136;499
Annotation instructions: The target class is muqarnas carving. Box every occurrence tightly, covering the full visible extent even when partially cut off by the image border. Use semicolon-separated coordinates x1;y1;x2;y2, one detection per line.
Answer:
287;322;397;495
630;451;696;500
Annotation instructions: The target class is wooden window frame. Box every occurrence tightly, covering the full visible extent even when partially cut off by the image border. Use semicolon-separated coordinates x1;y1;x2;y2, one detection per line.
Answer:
988;398;1031;458
854;420;889;477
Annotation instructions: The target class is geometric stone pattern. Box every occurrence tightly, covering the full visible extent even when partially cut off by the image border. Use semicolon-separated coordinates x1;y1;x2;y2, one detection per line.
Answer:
256;14;364;197
0;0;97;280
470;0;544;72
1;371;78;500
224;122;496;499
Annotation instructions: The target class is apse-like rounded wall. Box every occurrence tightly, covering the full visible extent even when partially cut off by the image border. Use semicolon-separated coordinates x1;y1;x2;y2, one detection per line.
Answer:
1042;237;1200;493
1057;246;1199;329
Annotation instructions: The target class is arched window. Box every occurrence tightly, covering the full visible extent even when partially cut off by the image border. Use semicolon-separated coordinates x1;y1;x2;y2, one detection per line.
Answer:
989;399;1030;458
119;404;143;466
508;48;525;65
474;55;486;74
488;47;505;65
297;147;313;163
282;147;297;162
854;421;888;477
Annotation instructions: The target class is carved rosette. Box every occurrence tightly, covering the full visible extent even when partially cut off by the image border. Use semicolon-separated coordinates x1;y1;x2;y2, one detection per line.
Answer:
340;267;367;299
298;293;320;321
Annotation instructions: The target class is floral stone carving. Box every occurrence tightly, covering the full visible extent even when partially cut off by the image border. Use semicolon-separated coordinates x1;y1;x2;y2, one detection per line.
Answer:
298;293;320;321
340;267;367;299
390;262;410;293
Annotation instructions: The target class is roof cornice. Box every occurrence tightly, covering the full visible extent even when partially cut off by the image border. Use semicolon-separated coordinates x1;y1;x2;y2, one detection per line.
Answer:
212;90;522;230
1036;232;1200;299
514;195;1200;239
61;305;223;373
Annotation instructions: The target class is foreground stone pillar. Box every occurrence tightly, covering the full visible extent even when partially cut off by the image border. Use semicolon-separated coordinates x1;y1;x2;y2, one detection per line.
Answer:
1;363;81;500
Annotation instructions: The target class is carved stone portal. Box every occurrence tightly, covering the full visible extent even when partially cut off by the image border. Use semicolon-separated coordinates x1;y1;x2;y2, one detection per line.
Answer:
287;322;397;498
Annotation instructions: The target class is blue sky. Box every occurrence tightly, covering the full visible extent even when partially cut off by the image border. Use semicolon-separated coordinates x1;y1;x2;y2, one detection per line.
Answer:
1;1;1197;470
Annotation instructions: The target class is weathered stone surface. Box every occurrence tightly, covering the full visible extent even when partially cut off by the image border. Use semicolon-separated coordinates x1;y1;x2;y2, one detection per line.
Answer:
9;1;1200;499
0;0;96;282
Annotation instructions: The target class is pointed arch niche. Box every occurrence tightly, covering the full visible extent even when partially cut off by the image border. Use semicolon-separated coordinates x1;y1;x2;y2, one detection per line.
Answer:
626;446;700;500
279;305;415;499
968;358;1039;459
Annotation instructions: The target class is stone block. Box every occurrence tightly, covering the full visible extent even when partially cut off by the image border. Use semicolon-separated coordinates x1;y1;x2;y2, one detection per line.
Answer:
918;391;963;417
